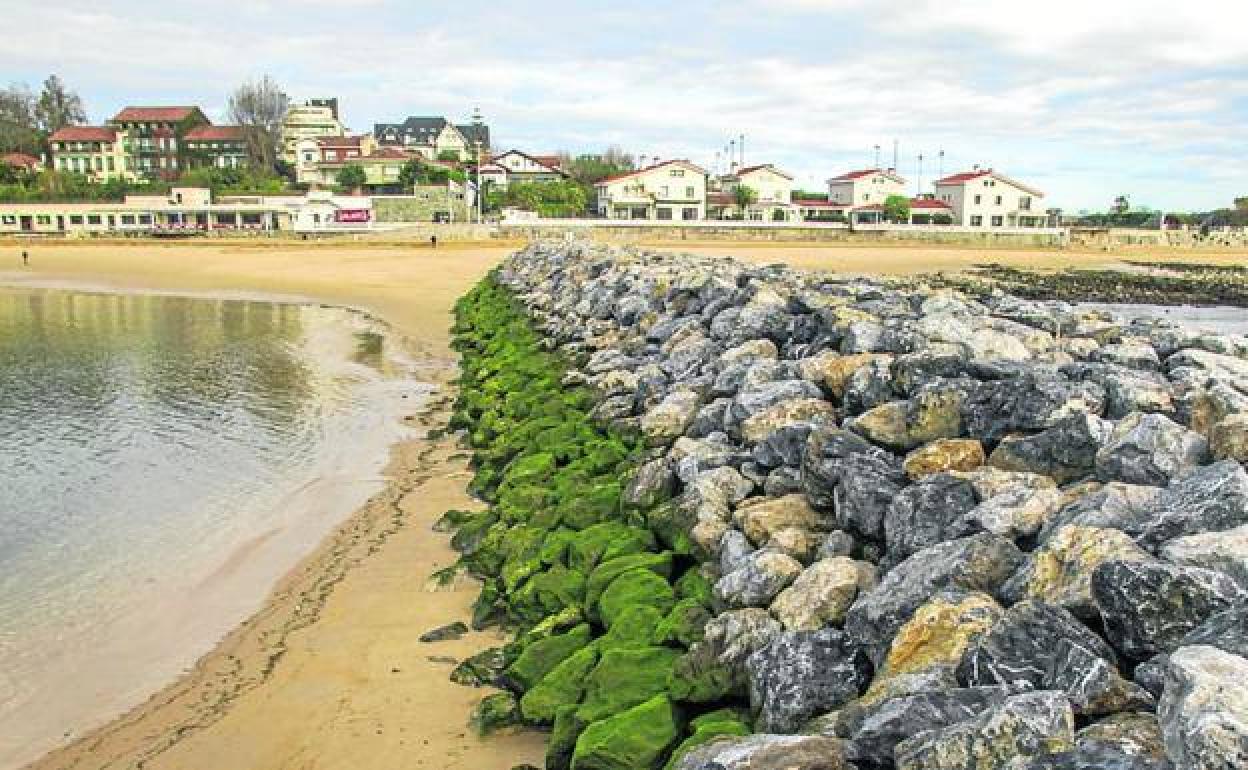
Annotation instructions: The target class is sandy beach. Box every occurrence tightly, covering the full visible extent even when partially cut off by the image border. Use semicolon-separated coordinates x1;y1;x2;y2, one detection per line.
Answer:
3;236;1244;770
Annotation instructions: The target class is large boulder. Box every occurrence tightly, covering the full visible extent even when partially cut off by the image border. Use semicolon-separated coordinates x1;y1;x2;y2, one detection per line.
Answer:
1133;460;1248;549
570;694;683;770
802;427;907;541
641;389;702;444
1210;413;1248;463
958;600;1152;715
741;398;837;445
894;690;1076;769
1095;412;1209;485
883;473;980;561
1157;645;1248;770
961;375;1106;446
844;533;1025;664
1002;525;1152;619
1021;712;1173;770
1160;523;1248;591
733;494;823;546
714;550;804;609
769;557;878;631
903;438;986;479
798;351;890;399
989;413;1112;484
746;628;872;733
673;733;851;770
846;686;1016;767
1091;559;1248;660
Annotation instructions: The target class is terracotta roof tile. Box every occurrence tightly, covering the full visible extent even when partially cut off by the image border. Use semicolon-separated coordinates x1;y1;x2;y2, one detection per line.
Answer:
111;106;204;123
184;125;245;141
50;126;118;142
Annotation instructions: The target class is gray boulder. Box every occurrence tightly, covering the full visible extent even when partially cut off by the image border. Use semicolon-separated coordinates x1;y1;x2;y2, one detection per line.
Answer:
745;628;871;732
1179;606;1248;659
1094;412;1208;485
989;413;1111;484
801;427;907;541
958;600;1152;716
1018;711;1174;769
1091;559;1248;660
1158;645;1248;770
674;733;851;770
894;690;1075;769
1134;460;1248;549
883;473;980;561
844;533;1025;664
961;375;1105;446
845;686;1015;766
1160;523;1248;591
714;550;804;609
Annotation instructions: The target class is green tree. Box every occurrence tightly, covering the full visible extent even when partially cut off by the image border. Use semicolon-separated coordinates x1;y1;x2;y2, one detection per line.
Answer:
398;159;423;189
34;75;85;134
883;194;911;223
734;185;758;210
0;83;41;155
501;180;587;217
336;163;367;191
228;75;289;172
437;149;462;162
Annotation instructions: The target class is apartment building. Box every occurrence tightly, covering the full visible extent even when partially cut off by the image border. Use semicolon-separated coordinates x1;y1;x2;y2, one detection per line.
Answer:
183;125;248;170
107;106;211;181
934;168;1046;227
826;168;907;207
281;99;345;164
47;126;135;183
595;159;708;220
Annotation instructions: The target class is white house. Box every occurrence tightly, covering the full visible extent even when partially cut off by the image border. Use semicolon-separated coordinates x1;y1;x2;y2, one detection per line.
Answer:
933;168;1046;227
482;150;568;189
708;164;796;221
826;168;907;207
595;159;708;221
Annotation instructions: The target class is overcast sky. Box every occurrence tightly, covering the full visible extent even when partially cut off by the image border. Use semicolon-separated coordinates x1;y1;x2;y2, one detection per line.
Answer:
5;0;1245;211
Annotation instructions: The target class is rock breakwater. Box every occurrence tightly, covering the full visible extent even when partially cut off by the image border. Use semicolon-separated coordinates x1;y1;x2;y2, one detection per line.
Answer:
445;242;1248;770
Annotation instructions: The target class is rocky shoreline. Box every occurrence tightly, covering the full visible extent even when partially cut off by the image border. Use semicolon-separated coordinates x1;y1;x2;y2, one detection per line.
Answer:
444;241;1248;770
939;262;1248;307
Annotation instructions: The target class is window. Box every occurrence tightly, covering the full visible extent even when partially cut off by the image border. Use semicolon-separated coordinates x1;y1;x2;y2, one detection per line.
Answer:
70;215;84;225
120;214;136;225
670;169;685;177
1019;196;1032;211
659;186;669;197
973;194;982;204
107;157;115;171
685;186;695;198
1;215;16;225
682;207;698;220
991;215;1004;226
139;214;152;225
87;215;102;225
970;215;983;226
994;195;1002;205
656;208;673;220
304;152;314;162
36;215;51;225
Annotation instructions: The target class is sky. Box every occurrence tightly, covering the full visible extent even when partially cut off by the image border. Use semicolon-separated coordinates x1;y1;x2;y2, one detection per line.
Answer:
4;0;1246;212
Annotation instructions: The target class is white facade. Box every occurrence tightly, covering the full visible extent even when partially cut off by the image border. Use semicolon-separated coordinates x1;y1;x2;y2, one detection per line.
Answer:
827;169;907;207
281;102;345;164
595;160;708;221
934;169;1045;227
486;150;565;189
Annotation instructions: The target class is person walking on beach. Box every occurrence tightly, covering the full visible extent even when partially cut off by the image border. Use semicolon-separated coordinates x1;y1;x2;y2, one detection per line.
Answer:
430;234;438;249
21;250;28;266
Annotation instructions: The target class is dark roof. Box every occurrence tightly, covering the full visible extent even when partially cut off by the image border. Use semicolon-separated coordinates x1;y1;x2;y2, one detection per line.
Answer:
829;168;905;184
457;122;490;147
374;116;450;144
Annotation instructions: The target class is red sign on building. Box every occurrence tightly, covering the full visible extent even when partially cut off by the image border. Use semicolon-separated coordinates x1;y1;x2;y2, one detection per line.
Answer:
335;208;371;223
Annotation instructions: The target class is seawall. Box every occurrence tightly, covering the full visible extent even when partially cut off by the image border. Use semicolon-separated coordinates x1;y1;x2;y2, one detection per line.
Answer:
449;240;1248;769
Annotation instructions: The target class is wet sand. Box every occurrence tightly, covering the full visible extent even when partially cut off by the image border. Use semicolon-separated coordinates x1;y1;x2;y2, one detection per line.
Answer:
3;236;1243;770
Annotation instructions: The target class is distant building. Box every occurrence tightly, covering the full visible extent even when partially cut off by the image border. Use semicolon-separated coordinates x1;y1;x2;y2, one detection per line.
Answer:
48;126;135;183
484;150;567;189
826;168;907;207
373;115;488;161
708;163;795;221
183;125;248;170
933;168;1046;227
281;99;345;164
293;135;375;185
595;159;708;220
1;152;42;173
107;106;211;181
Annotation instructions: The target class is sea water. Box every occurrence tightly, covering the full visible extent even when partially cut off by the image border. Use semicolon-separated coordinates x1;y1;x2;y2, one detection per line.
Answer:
0;288;428;767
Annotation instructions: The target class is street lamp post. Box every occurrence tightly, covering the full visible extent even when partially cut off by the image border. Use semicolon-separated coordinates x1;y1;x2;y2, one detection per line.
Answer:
475;138;482;224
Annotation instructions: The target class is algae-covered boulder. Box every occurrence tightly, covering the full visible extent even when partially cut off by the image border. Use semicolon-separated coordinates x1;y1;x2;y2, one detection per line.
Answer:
510;565;586;625
655;599;712;647
596;604;665;651
559;480;624;530
548;705;590;770
586;551;673;611
504;623;593;691
568;521;657;573
571;694;683;770
520;645;599;724
663;710;751;770
472;691;521;734
597;568;676;628
450;646;506;687
577;646;682;723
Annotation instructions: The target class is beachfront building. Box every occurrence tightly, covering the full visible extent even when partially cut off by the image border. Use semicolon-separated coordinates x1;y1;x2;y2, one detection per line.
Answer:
373;117;470;161
107;106;211;181
47;126;136;183
708;163;796;221
595;159;708;220
0;187;374;236
293;135;376;185
280;98;345;164
827;168;907;207
483;150;568;189
933;168;1046;227
183;125;248;170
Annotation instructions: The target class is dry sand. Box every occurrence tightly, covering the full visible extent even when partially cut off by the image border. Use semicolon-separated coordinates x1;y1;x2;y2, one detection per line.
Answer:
3;236;1243;770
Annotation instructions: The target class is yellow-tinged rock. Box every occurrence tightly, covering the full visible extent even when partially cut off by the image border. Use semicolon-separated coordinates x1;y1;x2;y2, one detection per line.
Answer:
1211;413;1248;463
866;592;1002;700
903;438;986;479
741;397;837;443
852;389;963;451
798;352;890;398
1015;525;1152;617
733;494;821;546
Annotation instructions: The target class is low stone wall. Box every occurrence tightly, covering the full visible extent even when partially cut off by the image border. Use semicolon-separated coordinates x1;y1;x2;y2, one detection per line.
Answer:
473;240;1248;769
1071;227;1248;250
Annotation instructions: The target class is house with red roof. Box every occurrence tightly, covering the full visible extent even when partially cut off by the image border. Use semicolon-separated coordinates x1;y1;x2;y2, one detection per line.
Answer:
708;164;797;221
594;159;708;220
48;125;136;183
826;168;907;208
1;152;42;174
183;125;248;170
107;106;211;180
933;167;1045;227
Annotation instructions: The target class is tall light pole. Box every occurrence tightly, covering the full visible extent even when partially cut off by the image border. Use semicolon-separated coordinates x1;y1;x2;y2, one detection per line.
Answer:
475;138;482;224
917;153;924;196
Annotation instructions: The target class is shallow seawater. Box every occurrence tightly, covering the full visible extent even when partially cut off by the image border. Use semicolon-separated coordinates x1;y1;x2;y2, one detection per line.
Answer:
1078;302;1248;336
0;288;428;767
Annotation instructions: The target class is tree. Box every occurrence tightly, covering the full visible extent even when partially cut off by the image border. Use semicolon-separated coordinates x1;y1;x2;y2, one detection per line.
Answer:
34;75;85;135
558;147;635;185
500;180;587;217
883;194;911;223
437;149;462;163
336;163;367;192
734;184;758;210
0;83;40;154
228;75;289;172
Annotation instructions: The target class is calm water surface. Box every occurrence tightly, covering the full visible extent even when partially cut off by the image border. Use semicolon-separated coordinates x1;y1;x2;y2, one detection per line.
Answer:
0;288;428;767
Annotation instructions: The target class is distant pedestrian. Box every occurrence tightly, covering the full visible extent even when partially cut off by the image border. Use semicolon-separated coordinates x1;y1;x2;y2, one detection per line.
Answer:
430;234;438;249
21;250;28;266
